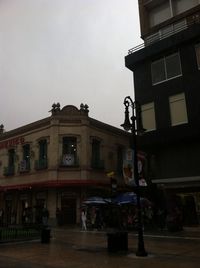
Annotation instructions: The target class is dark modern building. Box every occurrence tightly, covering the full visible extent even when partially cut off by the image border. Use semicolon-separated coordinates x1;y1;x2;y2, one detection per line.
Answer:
125;0;200;225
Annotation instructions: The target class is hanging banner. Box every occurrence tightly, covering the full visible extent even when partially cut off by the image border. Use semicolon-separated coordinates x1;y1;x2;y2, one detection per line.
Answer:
123;149;147;187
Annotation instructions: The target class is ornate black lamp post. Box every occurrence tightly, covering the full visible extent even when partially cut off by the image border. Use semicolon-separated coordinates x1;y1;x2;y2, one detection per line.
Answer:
121;96;148;257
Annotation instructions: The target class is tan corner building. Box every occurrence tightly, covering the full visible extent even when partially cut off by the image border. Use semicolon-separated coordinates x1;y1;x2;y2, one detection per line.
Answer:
0;103;130;226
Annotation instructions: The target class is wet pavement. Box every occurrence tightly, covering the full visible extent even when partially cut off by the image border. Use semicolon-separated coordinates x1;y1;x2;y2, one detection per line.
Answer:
0;227;200;268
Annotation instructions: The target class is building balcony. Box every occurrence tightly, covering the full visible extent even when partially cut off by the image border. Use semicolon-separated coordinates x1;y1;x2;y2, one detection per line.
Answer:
3;165;15;176
127;13;200;55
18;160;31;173
60;155;79;168
126;18;200;71
35;158;48;170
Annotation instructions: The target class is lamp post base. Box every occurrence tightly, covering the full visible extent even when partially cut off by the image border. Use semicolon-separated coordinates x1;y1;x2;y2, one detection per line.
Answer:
136;238;148;257
136;248;148;257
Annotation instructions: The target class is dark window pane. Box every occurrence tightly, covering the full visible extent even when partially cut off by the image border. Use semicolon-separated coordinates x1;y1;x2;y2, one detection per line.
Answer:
166;53;182;79
151;58;166;84
63;137;77;155
62;137;77;166
39;140;47;160
23;144;30;161
92;140;100;162
8;149;15;166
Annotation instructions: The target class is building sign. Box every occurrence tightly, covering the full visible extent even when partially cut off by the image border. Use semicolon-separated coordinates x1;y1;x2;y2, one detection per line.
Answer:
0;136;25;150
123;149;147;187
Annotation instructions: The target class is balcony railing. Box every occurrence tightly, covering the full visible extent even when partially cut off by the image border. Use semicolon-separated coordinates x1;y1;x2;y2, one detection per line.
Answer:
35;158;48;170
60;155;79;167
3;166;15;176
18;160;31;173
0;226;41;242
128;14;200;55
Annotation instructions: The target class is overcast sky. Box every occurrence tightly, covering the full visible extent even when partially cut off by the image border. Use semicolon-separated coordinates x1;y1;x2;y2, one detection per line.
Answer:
0;0;141;131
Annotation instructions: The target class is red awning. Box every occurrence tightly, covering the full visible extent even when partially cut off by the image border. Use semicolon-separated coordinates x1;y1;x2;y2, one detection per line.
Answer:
0;179;109;191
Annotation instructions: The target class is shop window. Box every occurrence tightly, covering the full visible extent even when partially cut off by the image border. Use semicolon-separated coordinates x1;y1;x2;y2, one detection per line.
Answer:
151;53;182;85
61;137;78;166
141;102;156;131
169;93;188;126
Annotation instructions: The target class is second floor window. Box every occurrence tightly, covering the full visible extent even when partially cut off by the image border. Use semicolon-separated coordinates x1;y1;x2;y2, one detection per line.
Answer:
39;140;47;161
151;53;182;85
91;139;104;169
4;149;15;176
35;139;48;169
62;137;77;166
8;149;15;168
20;144;30;171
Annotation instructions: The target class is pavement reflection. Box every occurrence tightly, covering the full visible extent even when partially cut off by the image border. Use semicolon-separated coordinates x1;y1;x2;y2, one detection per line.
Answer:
0;227;200;268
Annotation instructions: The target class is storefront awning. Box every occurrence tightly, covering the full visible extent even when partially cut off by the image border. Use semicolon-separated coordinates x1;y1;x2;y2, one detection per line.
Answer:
0;179;110;191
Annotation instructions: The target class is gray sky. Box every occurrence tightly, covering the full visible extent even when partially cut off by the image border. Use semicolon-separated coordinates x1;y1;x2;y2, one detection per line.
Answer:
0;0;141;131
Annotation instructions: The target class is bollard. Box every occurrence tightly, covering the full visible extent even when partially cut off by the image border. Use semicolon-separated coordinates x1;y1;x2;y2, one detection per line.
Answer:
41;226;51;243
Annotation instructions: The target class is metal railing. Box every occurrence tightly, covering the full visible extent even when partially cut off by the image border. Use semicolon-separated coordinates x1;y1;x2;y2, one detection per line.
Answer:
128;15;200;55
3;165;15;176
35;158;48;170
0;226;41;242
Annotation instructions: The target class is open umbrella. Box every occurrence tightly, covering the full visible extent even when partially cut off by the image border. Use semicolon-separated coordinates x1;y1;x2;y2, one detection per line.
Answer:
113;192;137;205
82;196;111;205
113;192;150;207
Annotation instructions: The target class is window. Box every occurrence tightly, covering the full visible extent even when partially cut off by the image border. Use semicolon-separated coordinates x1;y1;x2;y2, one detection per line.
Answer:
20;144;30;171
4;149;15;176
91;139;104;169
172;0;199;16
62;137;77;166
35;140;48;169
169;93;188;126
149;1;171;27
22;144;30;162
151;53;182;85
117;146;124;175
141;102;156;132
195;44;200;69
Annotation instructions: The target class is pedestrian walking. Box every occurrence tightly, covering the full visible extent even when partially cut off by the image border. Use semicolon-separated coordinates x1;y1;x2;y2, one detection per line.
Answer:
81;209;87;231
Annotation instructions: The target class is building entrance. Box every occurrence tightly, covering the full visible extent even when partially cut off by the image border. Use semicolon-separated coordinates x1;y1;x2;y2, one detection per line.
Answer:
61;198;76;224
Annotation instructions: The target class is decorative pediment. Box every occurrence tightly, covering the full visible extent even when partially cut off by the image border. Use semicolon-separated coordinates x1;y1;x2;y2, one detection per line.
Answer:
60;105;80;115
50;103;89;116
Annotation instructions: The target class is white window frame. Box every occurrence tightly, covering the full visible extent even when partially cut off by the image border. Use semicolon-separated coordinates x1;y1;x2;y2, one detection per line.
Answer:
151;52;182;85
141;102;156;132
169;93;188;126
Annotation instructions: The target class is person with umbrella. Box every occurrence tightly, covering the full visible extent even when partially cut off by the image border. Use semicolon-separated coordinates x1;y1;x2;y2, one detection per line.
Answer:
81;209;87;231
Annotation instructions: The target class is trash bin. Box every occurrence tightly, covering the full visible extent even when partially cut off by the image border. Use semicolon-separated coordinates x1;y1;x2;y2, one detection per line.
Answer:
41;226;51;243
107;231;128;253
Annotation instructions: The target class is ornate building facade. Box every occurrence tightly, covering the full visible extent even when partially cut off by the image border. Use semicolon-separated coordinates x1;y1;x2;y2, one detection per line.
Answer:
0;104;130;226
